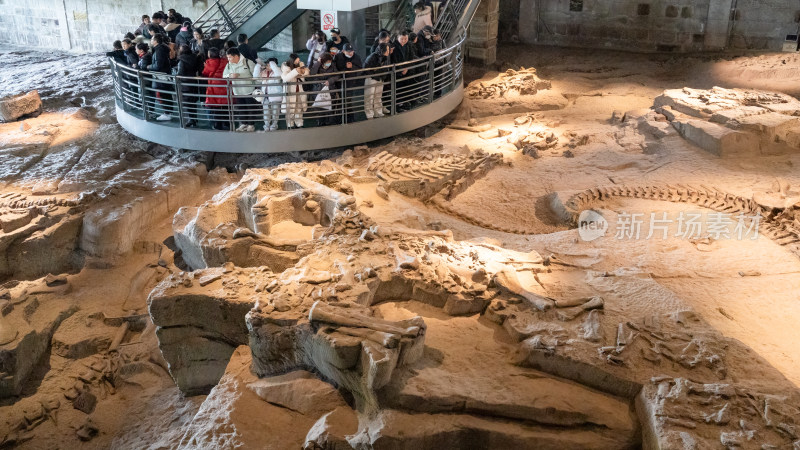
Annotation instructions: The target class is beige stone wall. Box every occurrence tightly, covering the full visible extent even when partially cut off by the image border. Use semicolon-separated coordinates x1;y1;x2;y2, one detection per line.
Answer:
0;0;210;52
517;0;800;52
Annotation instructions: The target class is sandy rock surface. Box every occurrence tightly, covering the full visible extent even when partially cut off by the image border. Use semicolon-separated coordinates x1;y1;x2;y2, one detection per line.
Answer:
2;43;800;449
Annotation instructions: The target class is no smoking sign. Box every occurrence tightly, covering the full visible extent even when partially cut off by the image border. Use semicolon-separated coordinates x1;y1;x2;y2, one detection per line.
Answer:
321;10;337;31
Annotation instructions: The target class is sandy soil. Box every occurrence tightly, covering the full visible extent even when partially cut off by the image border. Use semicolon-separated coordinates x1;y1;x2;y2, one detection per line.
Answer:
1;42;800;448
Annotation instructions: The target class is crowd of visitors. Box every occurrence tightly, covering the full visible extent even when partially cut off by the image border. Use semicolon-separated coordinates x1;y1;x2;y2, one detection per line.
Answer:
107;3;452;132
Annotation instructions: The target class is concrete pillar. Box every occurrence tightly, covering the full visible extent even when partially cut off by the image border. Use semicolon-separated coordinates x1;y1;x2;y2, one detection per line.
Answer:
705;0;734;50
468;0;499;65
518;0;537;44
57;0;72;50
337;10;368;56
150;0;164;14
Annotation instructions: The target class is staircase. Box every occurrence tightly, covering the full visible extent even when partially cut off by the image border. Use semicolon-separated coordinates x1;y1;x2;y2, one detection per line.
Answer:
192;0;304;50
435;0;481;44
192;0;477;51
385;0;413;34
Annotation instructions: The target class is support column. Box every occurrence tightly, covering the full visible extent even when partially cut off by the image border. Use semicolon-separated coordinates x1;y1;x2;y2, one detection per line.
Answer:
468;0;499;65
337;10;368;56
704;0;734;50
518;0;538;44
58;0;72;50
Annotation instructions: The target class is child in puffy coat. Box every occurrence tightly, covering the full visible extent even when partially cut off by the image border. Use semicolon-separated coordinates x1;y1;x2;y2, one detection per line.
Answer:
253;57;282;131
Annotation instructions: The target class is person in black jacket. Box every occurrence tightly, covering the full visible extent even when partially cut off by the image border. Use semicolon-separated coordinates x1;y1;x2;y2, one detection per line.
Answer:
164;15;181;42
408;32;421;60
147;34;175;121
191;28;207;63
116;39;139;96
363;43;390;119
333;43;363;73
407;32;427;106
136;43;152;71
135;42;152;98
175;45;200;127
237;33;258;62
370;30;391;56
417;26;434;56
207;29;225;51
168;9;184;25
105;40;127;65
310;52;340;126
175;21;193;48
143;24;162;41
371;30;393;112
333;43;362;123
391;31;413;111
151;11;167;31
144;13;166;39
122;39;138;67
326;28;349;55
429;28;444;53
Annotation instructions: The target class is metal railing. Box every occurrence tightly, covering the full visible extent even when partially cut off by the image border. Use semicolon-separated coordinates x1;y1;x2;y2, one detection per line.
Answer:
435;0;469;43
192;0;264;37
110;31;466;134
192;0;473;47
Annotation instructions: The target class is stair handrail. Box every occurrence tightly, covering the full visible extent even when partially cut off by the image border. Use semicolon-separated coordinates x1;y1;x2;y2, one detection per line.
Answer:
434;0;472;44
193;0;263;38
385;0;413;34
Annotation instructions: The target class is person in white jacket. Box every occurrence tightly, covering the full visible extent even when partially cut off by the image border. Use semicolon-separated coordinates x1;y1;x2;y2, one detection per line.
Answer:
413;3;433;33
253;57;282;131
223;48;257;132
280;56;308;129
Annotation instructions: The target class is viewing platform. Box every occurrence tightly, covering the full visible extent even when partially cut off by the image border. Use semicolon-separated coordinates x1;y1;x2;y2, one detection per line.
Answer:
110;32;466;153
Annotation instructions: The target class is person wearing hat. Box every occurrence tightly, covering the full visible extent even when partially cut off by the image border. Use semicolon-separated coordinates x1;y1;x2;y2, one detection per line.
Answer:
334;43;363;123
326;28;350;55
333;43;362;72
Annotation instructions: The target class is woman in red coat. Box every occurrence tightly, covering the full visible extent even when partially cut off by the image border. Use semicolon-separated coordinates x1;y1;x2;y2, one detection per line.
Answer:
202;47;230;130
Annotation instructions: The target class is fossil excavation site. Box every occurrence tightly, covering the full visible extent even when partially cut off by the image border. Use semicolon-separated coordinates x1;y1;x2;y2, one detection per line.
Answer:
1;43;800;449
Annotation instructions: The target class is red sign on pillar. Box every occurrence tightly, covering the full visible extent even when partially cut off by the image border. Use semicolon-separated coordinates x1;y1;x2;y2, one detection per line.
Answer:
321;10;337;32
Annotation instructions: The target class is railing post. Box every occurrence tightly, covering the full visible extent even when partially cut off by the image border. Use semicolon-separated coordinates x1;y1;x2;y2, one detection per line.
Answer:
112;62;122;108
341;75;347;124
119;67;130;109
428;55;436;103
450;45;458;91
175;77;185;128
227;79;234;131
138;71;148;120
390;68;397;116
